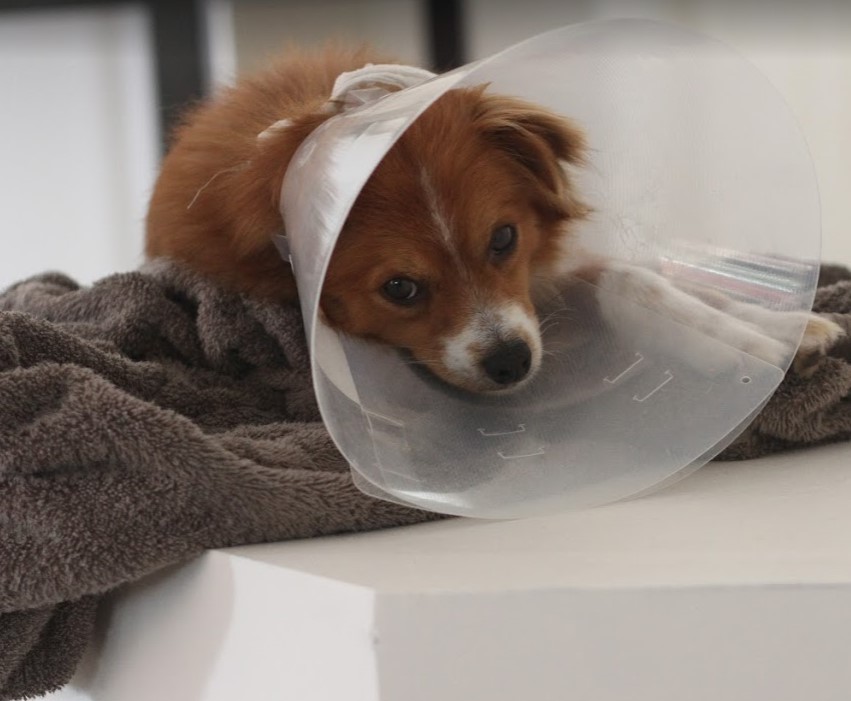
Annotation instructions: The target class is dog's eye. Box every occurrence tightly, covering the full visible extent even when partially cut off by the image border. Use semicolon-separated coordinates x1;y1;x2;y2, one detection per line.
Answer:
382;277;421;305
489;224;517;257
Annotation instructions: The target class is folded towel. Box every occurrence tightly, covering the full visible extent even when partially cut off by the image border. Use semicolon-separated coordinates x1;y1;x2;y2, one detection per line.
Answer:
717;265;851;459
0;261;436;701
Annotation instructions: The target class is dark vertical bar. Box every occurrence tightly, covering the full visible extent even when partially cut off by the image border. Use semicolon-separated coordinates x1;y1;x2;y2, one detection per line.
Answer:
149;0;208;152
425;0;466;72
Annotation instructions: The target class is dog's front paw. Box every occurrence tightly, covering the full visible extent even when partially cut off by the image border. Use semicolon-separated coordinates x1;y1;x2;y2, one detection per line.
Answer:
793;314;845;376
740;331;789;369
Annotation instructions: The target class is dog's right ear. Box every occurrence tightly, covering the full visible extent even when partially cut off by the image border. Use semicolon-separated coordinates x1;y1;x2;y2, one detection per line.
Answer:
473;89;588;221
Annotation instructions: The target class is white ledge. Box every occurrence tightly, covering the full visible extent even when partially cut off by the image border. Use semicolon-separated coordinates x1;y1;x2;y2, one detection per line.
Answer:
53;442;851;701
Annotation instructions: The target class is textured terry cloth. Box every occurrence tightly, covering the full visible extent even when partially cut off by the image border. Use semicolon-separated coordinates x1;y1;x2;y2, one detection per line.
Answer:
0;261;436;701
718;265;851;460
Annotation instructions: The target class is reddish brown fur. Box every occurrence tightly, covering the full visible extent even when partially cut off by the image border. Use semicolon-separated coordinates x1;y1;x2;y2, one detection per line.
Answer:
146;47;588;390
146;46;390;301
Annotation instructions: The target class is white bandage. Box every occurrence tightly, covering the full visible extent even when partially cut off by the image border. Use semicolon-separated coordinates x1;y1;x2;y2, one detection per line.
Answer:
257;63;436;142
328;63;437;111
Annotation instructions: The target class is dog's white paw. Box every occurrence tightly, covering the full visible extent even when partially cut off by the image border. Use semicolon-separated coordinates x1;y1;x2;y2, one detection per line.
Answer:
738;330;790;369
793;314;845;376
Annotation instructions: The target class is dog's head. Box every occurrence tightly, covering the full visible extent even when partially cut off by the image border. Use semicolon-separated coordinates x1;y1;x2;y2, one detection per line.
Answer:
320;87;587;393
147;67;586;394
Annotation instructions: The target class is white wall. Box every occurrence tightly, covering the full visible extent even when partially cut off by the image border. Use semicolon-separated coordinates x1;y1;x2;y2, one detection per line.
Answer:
0;5;159;289
1;2;848;292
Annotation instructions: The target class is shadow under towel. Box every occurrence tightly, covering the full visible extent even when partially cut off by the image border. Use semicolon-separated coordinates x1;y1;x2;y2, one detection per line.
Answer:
0;261;437;701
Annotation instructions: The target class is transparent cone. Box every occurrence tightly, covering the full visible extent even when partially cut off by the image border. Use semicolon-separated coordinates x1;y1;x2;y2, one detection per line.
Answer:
279;19;820;519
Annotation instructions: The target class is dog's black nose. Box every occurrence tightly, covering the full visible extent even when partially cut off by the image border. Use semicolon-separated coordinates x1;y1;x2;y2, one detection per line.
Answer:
482;340;532;386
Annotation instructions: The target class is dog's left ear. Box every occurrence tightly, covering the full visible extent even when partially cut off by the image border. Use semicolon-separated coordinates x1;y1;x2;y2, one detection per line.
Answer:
473;90;587;220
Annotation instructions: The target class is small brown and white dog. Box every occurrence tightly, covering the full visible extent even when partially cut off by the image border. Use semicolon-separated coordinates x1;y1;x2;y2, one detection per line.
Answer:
146;46;842;393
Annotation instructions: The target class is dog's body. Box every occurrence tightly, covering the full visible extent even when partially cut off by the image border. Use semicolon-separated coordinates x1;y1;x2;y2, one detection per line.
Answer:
146;46;842;392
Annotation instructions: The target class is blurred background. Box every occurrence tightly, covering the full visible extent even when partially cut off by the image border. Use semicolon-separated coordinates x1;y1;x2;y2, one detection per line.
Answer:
1;0;849;287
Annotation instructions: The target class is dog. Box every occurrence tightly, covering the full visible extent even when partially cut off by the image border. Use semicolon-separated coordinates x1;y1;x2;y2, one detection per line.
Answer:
146;46;843;393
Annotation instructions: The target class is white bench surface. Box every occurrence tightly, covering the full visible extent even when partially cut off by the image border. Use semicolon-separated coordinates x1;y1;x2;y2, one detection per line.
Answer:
53;443;851;701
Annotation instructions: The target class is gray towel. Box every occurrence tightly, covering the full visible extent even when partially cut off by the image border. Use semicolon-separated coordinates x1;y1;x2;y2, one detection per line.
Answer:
718;265;851;459
0;261;436;701
2;261;850;700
